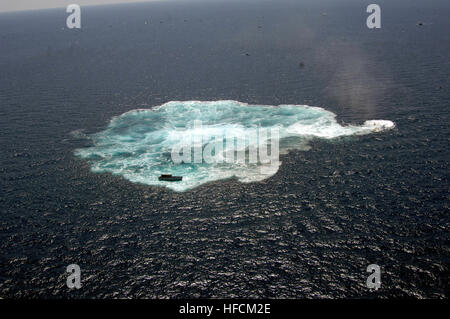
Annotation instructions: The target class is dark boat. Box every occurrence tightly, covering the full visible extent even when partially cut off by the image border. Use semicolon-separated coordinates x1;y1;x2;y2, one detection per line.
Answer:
158;174;183;182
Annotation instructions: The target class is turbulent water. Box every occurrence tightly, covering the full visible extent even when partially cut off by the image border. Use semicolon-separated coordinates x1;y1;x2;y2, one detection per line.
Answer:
0;0;448;299
76;100;394;191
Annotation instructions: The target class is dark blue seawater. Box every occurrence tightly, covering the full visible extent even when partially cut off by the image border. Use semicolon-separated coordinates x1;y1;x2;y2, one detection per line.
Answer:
0;0;448;298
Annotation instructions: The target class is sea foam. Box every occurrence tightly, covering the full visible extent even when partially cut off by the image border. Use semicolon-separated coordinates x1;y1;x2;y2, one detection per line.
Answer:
75;100;395;191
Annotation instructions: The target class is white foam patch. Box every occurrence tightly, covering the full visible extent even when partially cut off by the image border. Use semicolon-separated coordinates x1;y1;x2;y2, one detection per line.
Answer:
75;100;395;191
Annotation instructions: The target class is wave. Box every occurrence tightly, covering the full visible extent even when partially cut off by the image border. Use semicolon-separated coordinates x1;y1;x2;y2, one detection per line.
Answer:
75;100;395;191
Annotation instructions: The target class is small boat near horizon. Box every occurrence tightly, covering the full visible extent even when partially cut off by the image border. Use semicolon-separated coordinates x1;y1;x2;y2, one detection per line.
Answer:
158;174;183;182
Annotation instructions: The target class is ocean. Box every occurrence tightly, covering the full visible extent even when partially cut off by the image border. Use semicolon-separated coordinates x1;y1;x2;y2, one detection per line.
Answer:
0;0;448;298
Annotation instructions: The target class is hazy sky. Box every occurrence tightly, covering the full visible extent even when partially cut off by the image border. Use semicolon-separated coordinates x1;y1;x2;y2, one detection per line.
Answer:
0;0;162;13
